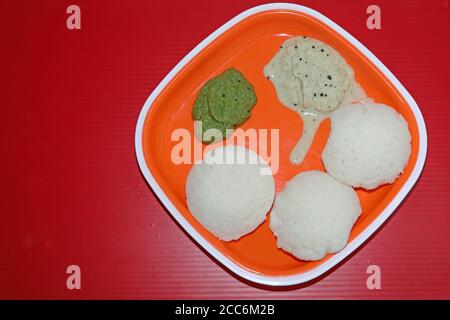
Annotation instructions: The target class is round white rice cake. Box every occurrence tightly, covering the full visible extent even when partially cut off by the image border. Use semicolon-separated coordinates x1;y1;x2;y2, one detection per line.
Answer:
186;145;275;241
270;171;361;261
322;103;411;190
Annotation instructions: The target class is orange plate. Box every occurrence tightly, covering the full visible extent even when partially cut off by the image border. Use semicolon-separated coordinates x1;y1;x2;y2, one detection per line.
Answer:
135;4;427;286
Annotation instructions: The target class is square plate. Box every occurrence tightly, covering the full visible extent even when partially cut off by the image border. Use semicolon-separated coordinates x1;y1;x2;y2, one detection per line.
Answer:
135;3;427;286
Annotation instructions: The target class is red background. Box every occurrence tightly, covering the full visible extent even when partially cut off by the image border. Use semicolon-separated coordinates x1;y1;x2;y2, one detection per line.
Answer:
0;0;449;299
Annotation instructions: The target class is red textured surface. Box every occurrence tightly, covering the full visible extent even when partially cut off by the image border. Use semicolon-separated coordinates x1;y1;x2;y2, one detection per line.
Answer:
0;0;449;299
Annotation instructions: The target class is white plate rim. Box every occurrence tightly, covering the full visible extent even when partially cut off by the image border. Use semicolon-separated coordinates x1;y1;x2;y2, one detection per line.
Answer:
134;2;428;286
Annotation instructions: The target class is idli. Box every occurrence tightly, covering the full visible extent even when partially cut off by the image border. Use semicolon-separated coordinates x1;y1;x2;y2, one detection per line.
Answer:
322;103;411;190
186;145;275;241
270;171;361;261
